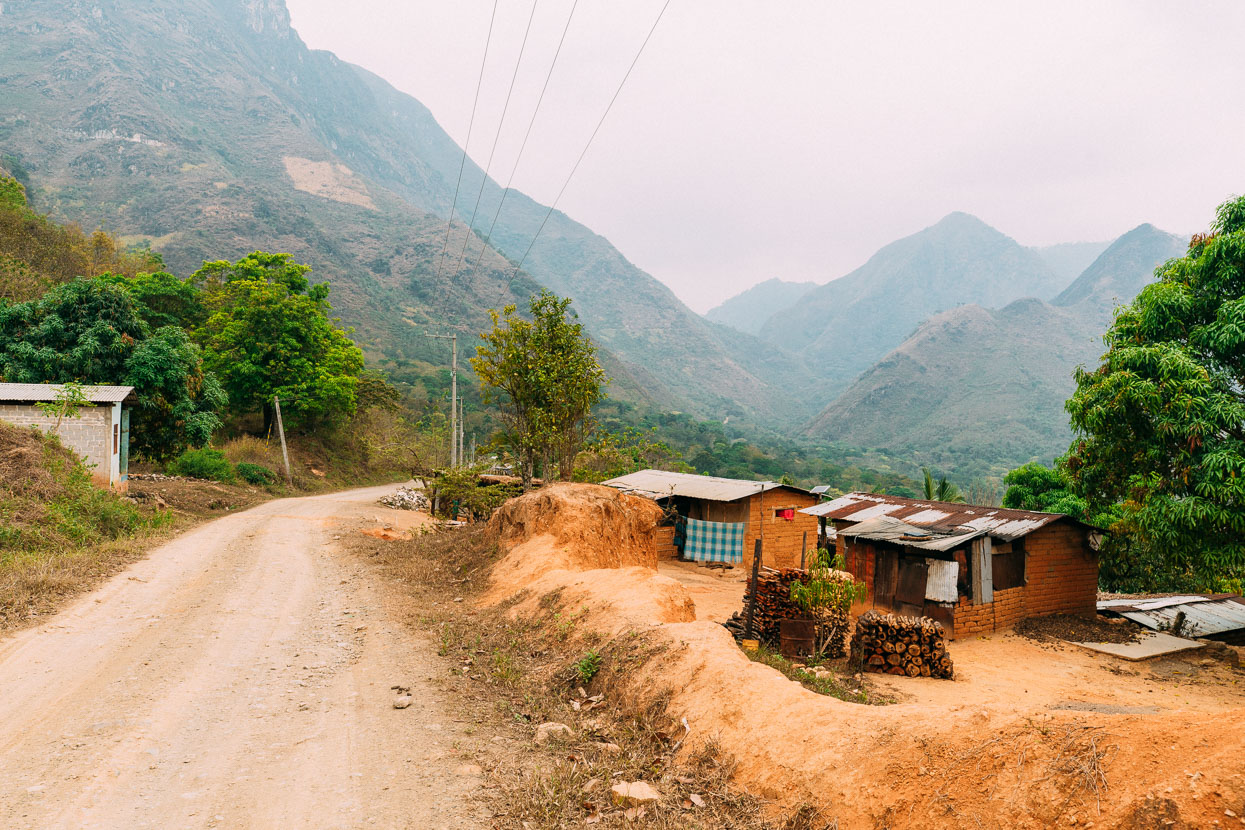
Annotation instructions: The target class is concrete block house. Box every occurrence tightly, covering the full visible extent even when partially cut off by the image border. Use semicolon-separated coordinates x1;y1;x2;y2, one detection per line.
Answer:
0;383;136;490
603;470;819;570
801;492;1101;638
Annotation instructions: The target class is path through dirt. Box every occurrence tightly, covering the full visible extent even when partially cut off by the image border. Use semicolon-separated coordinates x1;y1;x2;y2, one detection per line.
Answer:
0;485;487;830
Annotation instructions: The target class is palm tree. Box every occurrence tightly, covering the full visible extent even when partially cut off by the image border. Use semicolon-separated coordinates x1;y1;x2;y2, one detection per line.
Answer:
922;467;965;503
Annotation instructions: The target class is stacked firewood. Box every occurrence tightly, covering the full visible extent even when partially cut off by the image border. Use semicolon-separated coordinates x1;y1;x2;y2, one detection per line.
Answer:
850;611;954;679
740;567;851;658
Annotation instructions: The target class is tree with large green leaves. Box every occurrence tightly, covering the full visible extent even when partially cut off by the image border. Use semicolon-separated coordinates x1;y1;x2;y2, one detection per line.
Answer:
471;291;607;486
1001;462;1089;518
1064;195;1245;591
193;253;363;432
921;467;964;503
0;277;223;460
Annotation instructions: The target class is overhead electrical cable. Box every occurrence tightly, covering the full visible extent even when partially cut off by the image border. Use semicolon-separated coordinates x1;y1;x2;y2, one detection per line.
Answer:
433;0;500;288
495;0;673;305
465;0;580;287
447;0;544;287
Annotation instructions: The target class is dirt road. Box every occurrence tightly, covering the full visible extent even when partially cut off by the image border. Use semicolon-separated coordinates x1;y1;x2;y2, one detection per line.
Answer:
0;485;487;830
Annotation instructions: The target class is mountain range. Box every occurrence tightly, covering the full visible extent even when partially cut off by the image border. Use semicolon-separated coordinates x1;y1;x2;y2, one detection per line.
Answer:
0;0;1190;480
0;0;819;425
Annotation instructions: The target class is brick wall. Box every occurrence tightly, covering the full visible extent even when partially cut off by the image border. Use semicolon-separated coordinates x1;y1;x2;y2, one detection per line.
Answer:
1021;522;1098;617
742;490;820;571
952;586;1025;637
0;404;113;486
654;526;678;560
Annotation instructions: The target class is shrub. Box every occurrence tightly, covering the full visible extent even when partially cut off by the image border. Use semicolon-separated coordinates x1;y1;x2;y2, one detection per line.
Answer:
572;649;602;685
168;448;235;482
235;462;277;485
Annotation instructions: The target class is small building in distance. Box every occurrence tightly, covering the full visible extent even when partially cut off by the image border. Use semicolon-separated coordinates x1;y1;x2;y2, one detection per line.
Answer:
0;383;136;490
603;469;818;570
801;492;1100;638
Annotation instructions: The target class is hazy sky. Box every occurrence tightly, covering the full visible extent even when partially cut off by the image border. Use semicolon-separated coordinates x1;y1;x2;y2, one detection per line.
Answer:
286;1;1245;313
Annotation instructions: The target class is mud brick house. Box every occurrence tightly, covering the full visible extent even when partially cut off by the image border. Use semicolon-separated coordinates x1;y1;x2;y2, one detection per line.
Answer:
0;383;135;490
801;492;1100;638
603;470;818;570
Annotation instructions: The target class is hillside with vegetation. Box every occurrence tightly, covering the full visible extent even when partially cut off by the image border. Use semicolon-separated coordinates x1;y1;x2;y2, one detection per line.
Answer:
0;0;818;426
704;278;816;335
756;212;1067;389
805;224;1189;478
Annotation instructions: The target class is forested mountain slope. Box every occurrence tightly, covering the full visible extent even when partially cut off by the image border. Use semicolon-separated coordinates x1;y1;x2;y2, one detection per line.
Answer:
0;0;815;424
804;224;1189;477
757;212;1065;393
705;278;816;335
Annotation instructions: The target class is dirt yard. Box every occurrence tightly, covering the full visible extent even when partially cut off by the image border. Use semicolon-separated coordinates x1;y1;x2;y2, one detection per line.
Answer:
0;485;492;829
478;484;1245;829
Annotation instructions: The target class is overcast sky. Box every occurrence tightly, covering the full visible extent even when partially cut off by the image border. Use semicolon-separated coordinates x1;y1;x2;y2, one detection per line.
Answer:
286;1;1245;313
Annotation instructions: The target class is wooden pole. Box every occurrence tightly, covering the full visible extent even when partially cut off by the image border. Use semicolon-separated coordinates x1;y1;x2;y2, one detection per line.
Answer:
273;395;292;486
801;530;808;570
744;538;762;640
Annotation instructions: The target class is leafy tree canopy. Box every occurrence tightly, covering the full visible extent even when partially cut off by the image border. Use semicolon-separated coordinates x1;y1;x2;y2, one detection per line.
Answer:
921;467;964;503
99;271;205;330
471;291;607;484
0;277;223;459
1064;194;1245;589
1001;462;1089;518
193;253;363;430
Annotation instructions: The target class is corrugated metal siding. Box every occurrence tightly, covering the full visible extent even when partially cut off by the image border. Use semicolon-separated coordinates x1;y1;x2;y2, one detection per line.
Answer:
603;469;809;503
1099;595;1245;637
802;491;1065;541
0;383;135;403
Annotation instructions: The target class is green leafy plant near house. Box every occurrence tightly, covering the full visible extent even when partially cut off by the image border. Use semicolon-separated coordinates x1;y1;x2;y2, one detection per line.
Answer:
167;448;235;482
33;381;93;435
789;548;867;658
572;649;603;685
234;462;277;486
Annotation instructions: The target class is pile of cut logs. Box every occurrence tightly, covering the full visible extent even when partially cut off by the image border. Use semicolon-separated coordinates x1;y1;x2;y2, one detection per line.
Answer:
738;567;851;658
850;611;953;679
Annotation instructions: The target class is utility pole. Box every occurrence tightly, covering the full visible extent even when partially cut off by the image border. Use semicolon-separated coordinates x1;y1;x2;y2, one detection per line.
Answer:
424;332;458;468
458;397;465;469
273;395;292;486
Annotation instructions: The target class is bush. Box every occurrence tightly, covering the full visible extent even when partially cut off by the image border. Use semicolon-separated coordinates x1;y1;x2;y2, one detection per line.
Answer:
168;448;235;482
235;462;277;485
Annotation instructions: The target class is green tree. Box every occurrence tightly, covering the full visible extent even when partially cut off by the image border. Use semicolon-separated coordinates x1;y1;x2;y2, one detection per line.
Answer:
100;270;205;329
193;253;363;432
1001;462;1089;518
921;467;964;503
1064;194;1245;590
34;380;93;435
0;277;223;459
471;291;607;486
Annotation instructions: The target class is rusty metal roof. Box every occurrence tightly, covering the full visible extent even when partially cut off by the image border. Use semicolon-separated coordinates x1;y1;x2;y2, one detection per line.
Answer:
603;469;809;503
837;514;985;552
1098;595;1245;637
0;383;136;404
800;491;1070;541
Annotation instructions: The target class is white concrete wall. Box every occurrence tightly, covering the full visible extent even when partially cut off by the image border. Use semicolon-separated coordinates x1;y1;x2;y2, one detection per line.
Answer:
0;403;118;487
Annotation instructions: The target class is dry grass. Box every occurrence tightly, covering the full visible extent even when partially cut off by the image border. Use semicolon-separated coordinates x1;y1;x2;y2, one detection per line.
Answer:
347;525;838;829
744;643;894;705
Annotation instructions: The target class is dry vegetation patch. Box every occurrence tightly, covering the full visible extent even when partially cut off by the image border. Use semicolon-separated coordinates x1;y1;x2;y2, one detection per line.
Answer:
348;523;836;829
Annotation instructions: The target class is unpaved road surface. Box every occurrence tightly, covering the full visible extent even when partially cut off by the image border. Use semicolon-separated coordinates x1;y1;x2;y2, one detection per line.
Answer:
0;485;487;829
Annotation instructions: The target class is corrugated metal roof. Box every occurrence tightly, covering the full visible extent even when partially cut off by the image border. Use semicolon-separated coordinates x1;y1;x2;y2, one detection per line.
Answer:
838;514;985;552
0;383;135;403
1098;595;1245;637
602;469;809;502
800;491;1068;541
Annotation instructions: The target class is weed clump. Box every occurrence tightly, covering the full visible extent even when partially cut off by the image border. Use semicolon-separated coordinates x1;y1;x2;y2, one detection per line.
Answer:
167;448;235;482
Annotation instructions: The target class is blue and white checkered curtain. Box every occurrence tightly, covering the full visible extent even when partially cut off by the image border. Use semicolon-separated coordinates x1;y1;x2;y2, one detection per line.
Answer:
683;517;745;563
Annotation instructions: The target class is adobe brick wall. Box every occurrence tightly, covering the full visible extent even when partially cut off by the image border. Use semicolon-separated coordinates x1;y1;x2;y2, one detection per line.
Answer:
952;587;1025;637
1021;521;1098;618
655;526;678;560
0;404;114;485
742;490;820;571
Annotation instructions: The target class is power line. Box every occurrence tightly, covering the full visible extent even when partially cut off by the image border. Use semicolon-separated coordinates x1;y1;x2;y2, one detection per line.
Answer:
494;0;673;306
433;0;501;289
446;0;544;291
464;0;580;287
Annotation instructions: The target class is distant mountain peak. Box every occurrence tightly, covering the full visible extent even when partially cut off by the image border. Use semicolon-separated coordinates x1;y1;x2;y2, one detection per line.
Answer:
227;0;293;38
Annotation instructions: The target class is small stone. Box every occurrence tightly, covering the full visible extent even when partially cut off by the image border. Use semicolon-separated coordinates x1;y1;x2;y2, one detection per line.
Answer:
610;780;661;806
533;722;572;745
592;742;622;755
1228;809;1238;818
393;695;413;709
688;793;705;808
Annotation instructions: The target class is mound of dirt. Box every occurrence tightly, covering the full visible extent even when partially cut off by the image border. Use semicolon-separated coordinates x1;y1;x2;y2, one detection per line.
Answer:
0;421;72;502
1015;613;1141;645
488;483;664;571
485;483;695;628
